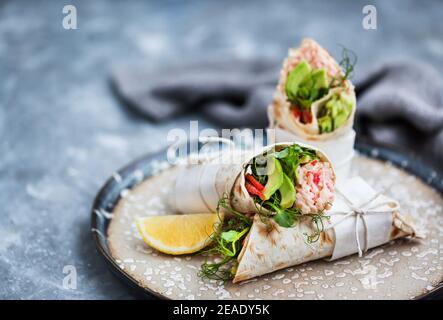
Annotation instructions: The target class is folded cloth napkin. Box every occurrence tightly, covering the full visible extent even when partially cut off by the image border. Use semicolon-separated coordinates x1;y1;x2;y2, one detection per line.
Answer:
111;59;278;128
111;59;443;170
354;61;443;171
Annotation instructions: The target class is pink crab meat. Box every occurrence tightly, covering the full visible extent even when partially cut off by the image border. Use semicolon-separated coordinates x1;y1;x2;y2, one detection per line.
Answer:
278;38;345;94
295;160;335;214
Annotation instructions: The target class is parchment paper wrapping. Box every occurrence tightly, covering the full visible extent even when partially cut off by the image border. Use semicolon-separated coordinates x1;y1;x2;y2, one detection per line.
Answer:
327;176;417;260
172;151;245;213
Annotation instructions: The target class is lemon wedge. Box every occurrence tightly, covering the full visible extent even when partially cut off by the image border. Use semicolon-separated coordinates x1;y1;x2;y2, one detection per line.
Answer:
135;214;220;255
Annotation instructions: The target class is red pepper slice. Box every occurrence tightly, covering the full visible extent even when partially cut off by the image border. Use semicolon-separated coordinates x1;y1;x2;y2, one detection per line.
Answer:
245;174;264;191
245;181;266;201
292;107;301;119
301;109;313;124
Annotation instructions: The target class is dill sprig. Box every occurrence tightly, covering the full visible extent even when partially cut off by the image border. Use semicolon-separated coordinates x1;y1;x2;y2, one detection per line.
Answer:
199;256;235;281
330;46;357;88
304;213;330;243
198;196;252;282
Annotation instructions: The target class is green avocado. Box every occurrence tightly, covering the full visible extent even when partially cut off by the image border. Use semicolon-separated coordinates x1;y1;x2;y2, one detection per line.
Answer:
334;106;349;129
285;60;311;101
310;69;329;90
294;68;329;108
339;92;354;107
318;93;354;133
262;157;284;200
278;173;296;209
330;99;339;117
318;115;333;133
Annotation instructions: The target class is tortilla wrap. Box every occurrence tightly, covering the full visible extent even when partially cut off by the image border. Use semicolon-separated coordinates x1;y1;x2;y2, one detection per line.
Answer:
233;177;418;283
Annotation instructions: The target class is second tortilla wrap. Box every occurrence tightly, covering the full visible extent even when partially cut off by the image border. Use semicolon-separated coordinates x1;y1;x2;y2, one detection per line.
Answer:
268;38;357;141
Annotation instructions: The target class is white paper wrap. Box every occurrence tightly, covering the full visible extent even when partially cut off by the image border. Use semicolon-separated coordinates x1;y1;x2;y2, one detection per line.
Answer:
173;155;244;214
327;176;404;260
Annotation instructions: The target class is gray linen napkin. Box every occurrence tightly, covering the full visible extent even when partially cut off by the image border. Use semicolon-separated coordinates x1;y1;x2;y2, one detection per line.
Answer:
111;60;443;170
111;59;278;128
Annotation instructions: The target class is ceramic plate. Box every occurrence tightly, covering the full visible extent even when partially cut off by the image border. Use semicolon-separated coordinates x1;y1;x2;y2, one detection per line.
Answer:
91;141;443;300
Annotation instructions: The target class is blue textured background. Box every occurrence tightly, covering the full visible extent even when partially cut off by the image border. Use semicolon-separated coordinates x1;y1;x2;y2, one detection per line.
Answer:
1;0;442;299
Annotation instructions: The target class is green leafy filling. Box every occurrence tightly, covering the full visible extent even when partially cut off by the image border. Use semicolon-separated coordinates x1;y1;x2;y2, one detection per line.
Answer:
248;145;323;229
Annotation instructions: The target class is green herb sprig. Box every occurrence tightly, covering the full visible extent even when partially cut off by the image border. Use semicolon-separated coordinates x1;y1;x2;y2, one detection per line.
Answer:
330;46;357;88
198;196;252;281
304;213;330;243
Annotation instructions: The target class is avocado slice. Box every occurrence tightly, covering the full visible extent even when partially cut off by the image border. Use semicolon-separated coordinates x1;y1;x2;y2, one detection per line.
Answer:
311;69;328;90
262;158;284;200
300;68;327;89
285;60;311;101
333;107;349;129
295;67;329;107
278;173;296;209
329;98;339;118
319;93;353;133
318;115;333;133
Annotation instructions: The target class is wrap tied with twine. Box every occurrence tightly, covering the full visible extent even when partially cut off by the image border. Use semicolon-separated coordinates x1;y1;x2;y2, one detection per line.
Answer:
232;176;417;283
325;176;416;261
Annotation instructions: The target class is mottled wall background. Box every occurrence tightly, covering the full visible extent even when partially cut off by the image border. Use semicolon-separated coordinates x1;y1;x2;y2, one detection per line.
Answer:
0;0;442;299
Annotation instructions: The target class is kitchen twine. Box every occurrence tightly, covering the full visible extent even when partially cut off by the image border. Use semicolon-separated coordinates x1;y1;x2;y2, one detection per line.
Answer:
325;189;400;257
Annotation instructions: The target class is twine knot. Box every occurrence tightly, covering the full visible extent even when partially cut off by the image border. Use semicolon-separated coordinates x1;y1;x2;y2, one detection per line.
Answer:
326;189;399;257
